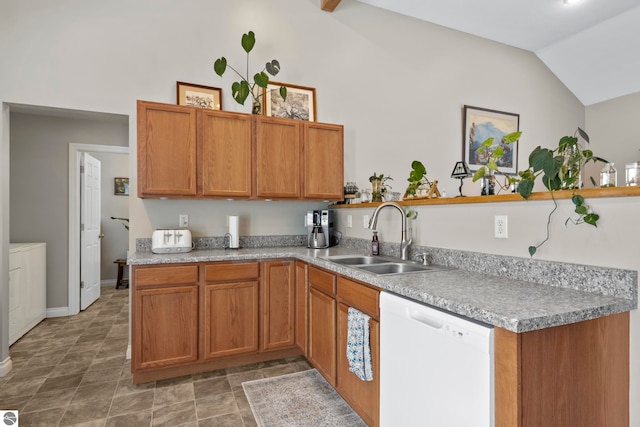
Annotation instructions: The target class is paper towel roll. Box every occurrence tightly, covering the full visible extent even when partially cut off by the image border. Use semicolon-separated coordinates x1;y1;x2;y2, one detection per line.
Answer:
228;216;240;249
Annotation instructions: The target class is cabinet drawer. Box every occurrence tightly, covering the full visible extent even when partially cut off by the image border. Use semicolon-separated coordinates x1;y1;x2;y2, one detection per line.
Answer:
337;277;380;319
134;265;199;287
205;262;259;282
308;266;336;296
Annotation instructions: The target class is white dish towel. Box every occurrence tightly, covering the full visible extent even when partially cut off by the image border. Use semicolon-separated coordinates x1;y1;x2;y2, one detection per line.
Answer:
346;307;373;381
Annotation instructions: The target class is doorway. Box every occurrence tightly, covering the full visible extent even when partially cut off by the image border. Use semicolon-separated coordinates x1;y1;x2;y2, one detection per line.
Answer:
69;144;129;315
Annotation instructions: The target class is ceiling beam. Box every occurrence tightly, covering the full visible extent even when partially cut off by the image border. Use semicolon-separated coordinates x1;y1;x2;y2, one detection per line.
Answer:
321;0;341;12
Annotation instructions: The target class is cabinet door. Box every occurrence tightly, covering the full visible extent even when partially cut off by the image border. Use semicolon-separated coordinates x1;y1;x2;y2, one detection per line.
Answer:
200;110;252;198
137;101;197;197
337;302;380;427
133;285;199;370
308;286;337;386
303;122;344;200
295;261;308;353
204;281;259;359
254;116;301;199
261;261;295;351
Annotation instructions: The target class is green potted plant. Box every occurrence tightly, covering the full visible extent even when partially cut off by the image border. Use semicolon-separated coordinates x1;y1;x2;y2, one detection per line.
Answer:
369;172;392;202
405;160;431;198
473;128;607;256
214;31;287;114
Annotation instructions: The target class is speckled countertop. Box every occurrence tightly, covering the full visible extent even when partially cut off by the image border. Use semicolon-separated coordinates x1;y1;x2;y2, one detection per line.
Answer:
127;246;637;333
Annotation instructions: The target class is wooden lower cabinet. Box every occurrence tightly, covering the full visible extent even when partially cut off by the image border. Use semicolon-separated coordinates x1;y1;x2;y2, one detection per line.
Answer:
294;261;308;353
307;265;338;386
203;281;259;359
134;284;199;370
337;304;380;427
261;261;296;351
495;311;630;427
132;261;301;384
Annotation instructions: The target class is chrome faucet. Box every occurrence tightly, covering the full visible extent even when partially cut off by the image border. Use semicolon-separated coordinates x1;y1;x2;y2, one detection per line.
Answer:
368;202;412;260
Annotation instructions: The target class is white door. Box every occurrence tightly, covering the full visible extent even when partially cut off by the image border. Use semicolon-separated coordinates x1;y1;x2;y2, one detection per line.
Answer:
80;153;101;310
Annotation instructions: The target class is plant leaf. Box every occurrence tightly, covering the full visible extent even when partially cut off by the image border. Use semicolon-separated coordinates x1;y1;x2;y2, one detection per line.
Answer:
279;86;287;101
412;160;427;175
575;205;588;215
493;146;504;158
529;147;549;172
254;71;269;88
503;131;521;143
571;194;585;206
472;167;486;182
577;127;590;143
518;178;534;198
584;213;599;226
213;57;227;76
231;81;250;105
265;59;281;76
241;31;256;53
528;246;537;257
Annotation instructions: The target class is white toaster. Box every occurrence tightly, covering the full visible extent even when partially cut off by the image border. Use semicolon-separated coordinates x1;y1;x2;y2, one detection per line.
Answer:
151;229;193;254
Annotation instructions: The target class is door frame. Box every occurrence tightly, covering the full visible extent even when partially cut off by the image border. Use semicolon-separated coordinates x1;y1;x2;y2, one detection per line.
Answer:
68;143;129;315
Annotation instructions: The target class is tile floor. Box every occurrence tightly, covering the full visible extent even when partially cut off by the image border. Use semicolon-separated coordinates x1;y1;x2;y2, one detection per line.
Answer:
0;286;312;426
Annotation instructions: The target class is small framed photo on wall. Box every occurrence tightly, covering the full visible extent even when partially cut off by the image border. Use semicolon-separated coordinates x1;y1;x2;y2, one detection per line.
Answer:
114;177;129;196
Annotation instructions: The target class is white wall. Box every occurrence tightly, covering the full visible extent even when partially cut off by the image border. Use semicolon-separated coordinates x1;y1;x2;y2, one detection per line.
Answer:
0;0;637;421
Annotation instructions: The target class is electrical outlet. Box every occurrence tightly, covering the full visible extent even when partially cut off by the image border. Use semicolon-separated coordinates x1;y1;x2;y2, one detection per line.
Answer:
179;214;189;228
494;215;508;238
347;215;353;228
363;215;370;229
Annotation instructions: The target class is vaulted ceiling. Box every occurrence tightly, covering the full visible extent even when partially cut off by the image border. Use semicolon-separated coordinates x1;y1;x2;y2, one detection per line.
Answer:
323;0;640;106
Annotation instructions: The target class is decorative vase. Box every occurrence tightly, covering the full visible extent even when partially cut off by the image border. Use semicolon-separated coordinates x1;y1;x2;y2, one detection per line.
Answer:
252;99;262;115
371;179;383;202
480;171;495;196
560;145;582;189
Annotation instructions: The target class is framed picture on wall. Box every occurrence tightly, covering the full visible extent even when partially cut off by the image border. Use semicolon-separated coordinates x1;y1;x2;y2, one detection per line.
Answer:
262;81;316;121
463;105;519;174
114;177;129;196
176;81;222;110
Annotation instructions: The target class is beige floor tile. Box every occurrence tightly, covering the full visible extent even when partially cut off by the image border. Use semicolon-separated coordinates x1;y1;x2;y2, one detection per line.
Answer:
105;410;153;427
72;380;119;404
195;393;238;420
37;372;84;393
22;387;76;413
193;377;231;400
109;389;155;417
114;377;155;397
81;366;124;386
151;400;197;426
18;406;66;426
58;397;111;426
0;377;46;399
154;382;195;407
197;412;245;427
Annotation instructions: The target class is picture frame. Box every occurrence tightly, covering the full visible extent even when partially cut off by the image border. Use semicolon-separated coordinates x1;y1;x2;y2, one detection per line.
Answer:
176;81;222;110
114;177;129;196
262;81;316;121
463;105;520;174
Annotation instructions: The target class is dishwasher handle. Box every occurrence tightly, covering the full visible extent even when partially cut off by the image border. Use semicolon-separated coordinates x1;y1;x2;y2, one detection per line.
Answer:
408;309;444;329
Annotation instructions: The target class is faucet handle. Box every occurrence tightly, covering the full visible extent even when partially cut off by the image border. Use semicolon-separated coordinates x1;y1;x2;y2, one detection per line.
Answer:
418;252;430;265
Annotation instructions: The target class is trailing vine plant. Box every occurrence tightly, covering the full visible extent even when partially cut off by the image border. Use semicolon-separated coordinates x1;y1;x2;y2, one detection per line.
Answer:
472;128;606;256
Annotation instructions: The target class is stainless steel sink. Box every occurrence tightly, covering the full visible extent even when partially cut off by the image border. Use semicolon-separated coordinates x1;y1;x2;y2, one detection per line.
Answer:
357;262;435;274
324;255;441;275
324;255;389;265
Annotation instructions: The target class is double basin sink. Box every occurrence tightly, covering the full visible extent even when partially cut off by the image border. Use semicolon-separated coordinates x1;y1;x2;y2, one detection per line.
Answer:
323;254;443;275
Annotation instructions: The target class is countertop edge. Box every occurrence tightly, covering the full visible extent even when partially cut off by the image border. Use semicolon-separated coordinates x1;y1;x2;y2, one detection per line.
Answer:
127;248;637;333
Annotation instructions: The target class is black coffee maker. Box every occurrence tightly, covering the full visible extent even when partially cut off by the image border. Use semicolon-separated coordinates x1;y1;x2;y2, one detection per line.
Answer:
306;210;334;248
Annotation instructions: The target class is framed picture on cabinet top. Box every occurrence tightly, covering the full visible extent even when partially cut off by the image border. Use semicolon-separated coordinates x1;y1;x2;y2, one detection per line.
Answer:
114;177;129;196
176;81;222;110
262;81;316;122
463;105;519;174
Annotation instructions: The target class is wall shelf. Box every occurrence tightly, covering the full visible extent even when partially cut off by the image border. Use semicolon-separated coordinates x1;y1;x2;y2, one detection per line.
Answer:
330;186;640;209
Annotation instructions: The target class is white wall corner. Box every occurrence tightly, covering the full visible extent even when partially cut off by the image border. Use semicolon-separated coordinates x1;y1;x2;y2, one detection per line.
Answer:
0;356;13;377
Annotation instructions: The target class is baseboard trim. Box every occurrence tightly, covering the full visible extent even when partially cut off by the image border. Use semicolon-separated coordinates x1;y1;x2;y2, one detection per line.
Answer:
46;307;70;318
0;356;13;377
101;279;117;286
126;344;131;360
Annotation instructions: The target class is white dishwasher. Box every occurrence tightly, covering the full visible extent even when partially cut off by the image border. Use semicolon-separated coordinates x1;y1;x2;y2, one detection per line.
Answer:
380;292;494;427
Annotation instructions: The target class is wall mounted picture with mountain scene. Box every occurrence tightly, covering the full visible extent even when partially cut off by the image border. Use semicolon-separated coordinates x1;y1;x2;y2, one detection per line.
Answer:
463;105;519;174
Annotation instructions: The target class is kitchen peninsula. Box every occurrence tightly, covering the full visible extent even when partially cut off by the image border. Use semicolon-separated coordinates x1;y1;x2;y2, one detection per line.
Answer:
128;244;636;427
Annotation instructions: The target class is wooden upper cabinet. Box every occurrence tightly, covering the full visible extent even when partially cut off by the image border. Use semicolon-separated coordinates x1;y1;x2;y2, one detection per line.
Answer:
199;110;252;198
254;116;302;199
303;122;344;200
137;101;197;197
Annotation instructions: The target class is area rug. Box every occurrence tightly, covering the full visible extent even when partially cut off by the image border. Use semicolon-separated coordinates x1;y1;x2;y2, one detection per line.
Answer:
242;369;367;427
